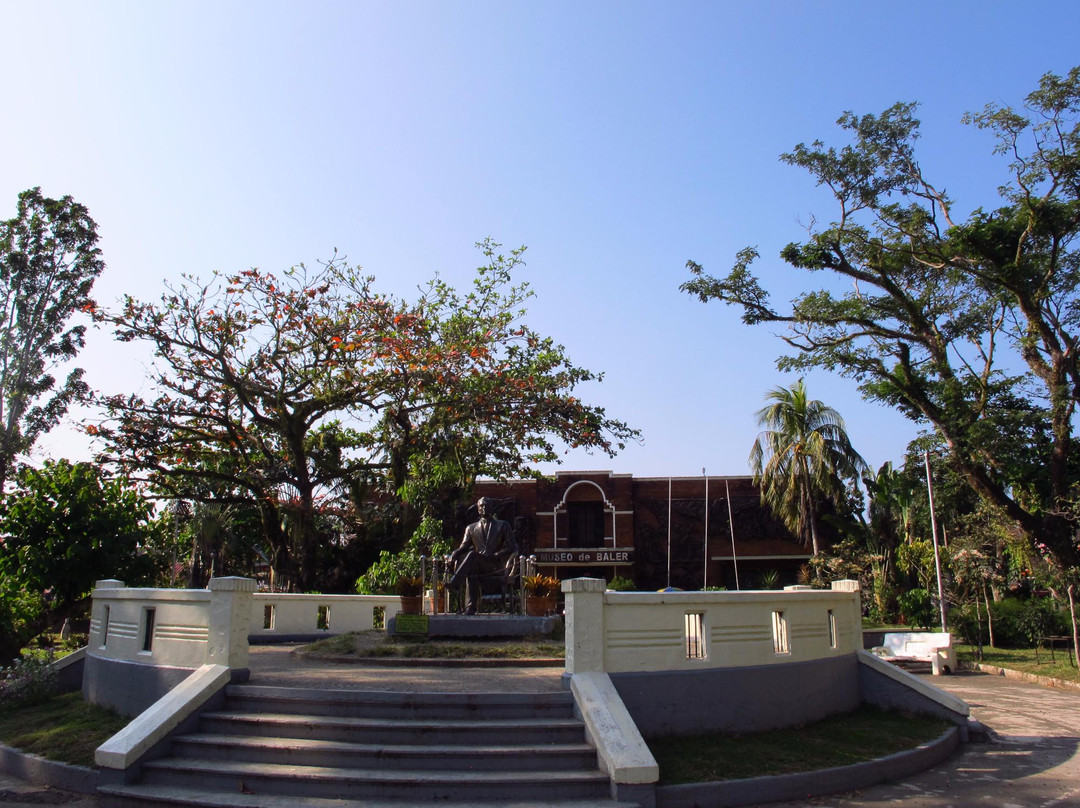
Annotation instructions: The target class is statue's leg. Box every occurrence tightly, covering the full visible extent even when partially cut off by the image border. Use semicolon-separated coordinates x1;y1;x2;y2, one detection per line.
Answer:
449;552;476;614
465;575;481;615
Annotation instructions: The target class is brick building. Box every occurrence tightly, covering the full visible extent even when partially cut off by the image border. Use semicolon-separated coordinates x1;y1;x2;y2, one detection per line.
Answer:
469;470;813;590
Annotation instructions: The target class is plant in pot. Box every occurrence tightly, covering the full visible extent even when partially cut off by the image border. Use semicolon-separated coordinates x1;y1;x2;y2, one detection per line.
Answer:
523;574;560;616
396;575;424;615
427;580;447;615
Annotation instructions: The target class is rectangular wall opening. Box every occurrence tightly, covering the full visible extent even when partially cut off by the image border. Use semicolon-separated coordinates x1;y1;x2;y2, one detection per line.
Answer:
141;607;156;652
684;612;706;659
100;605;110;649
771;610;789;655
263;604;276;630
827;609;837;649
372;606;385;631
317;605;331;631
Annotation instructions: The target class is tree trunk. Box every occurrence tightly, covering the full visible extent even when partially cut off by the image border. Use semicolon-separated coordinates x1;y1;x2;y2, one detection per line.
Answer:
974;586;984;660
983;584;995;648
1068;583;1079;671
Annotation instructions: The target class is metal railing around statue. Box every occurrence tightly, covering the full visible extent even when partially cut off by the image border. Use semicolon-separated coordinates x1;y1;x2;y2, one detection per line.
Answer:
420;553;537;615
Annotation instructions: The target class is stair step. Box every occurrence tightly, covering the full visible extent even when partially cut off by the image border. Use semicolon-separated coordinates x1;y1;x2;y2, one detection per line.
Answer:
225;685;575;720
140;757;611;801
100;783;636;808
199;711;587;745
171;733;599;771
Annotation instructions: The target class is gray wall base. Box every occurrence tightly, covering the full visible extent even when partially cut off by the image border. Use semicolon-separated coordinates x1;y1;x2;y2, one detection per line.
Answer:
82;653;196;717
859;661;969;731
0;743;100;795
611;654;860;738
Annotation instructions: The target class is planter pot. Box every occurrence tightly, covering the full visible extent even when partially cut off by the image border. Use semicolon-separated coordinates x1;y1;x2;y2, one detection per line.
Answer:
399;596;422;615
427;591;447;614
525;595;556;617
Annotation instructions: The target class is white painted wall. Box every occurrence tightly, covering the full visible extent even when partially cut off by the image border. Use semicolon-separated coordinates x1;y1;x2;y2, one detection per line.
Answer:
564;578;861;675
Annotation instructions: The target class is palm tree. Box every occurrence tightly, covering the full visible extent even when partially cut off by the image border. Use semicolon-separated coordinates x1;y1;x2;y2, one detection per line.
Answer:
749;381;867;556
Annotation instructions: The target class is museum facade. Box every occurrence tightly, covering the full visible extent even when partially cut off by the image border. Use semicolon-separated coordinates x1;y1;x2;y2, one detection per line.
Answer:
471;470;815;591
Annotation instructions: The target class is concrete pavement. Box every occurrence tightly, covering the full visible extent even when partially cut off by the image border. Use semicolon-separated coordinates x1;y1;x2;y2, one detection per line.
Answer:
772;670;1080;808
4;652;1080;806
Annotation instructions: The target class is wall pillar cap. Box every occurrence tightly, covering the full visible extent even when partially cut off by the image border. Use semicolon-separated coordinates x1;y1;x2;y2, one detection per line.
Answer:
563;577;607;594
95;579;125;589
209;576;257;593
831;579;861;592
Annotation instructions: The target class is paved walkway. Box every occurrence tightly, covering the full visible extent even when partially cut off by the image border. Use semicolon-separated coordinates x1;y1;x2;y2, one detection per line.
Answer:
4;653;1080;806
245;642;567;692
775;670;1080;808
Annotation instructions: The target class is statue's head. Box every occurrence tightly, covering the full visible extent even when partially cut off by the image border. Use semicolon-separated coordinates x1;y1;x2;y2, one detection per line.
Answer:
477;497;494;518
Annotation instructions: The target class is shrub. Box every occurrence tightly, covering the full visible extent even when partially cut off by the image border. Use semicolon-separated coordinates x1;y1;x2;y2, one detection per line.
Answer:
952;597;1071;648
897;588;936;630
394;576;424;598
0;652;58;711
523;575;560;598
606;575;635;591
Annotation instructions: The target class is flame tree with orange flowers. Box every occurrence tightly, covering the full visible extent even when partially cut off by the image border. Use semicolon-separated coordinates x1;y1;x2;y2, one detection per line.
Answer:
93;239;637;590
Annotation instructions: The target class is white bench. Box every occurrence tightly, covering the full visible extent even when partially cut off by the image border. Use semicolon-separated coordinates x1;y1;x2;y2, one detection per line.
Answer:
872;631;956;675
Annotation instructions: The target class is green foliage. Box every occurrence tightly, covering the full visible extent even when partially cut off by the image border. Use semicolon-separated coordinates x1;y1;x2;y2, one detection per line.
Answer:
394;575;424;597
755;569;781;590
682;66;1080;574
0;188;104;494
354;517;450;595
0;651;57;710
749;381;866;556
606;575;636;591
953;597;1071;648
523;575;560;597
896;588;936;630
0;460;156;606
99;240;637;591
0;459;157;661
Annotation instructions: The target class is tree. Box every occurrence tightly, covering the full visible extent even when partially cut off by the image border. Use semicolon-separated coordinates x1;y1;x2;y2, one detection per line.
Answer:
0;459;158;660
0;188;104;493
682;66;1080;573
95;241;638;590
749;380;866;556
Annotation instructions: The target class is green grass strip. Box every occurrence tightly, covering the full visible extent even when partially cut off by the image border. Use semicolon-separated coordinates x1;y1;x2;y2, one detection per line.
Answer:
649;706;949;784
300;631;565;659
0;691;128;768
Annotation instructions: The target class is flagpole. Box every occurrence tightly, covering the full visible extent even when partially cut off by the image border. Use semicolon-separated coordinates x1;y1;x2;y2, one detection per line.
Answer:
703;468;709;590
667;476;672;589
726;478;740;591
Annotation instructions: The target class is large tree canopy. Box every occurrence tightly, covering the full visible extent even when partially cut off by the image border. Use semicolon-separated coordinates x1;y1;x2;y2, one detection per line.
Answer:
95;240;637;589
682;66;1080;570
0;188;103;493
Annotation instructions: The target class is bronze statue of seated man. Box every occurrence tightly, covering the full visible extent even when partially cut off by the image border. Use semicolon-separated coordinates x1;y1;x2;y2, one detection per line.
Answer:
448;497;518;615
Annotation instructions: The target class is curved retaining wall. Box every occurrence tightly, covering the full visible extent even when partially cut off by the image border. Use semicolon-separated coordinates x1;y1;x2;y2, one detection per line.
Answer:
655;726;960;808
611;653;860;737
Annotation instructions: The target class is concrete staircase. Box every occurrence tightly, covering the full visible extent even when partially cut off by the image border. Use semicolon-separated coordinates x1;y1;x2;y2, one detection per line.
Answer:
99;684;636;808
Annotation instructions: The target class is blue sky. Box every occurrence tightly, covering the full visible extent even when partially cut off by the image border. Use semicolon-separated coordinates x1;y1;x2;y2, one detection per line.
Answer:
2;1;1077;478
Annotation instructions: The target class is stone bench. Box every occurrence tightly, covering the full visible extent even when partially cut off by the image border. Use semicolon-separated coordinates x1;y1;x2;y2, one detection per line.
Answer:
872;631;956;675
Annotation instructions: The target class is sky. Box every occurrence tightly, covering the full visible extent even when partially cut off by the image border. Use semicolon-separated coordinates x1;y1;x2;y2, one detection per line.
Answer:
2;1;1077;480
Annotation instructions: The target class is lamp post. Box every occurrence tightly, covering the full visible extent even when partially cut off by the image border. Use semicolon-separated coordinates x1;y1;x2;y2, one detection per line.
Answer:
925;451;948;632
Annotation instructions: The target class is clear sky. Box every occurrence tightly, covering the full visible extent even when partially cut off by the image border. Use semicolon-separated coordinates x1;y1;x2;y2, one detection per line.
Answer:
2;1;1077;479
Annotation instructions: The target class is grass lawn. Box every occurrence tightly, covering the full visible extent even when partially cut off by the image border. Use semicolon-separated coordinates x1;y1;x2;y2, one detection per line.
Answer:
649;707;950;784
300;630;565;660
0;691;128;768
957;643;1080;683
